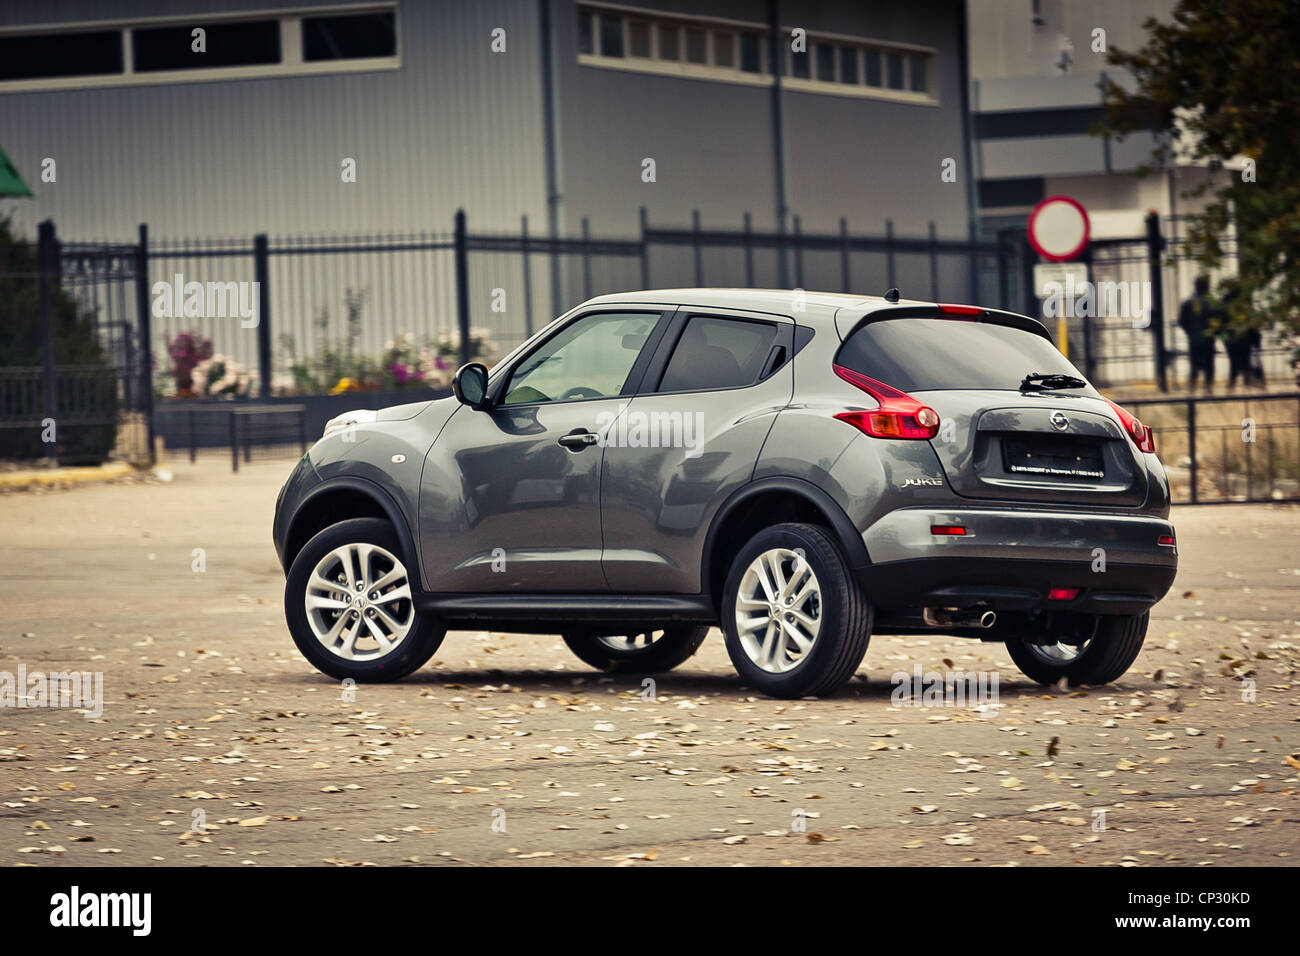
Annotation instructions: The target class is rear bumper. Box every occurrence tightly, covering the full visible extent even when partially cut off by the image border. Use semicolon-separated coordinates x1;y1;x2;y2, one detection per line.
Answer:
859;507;1177;615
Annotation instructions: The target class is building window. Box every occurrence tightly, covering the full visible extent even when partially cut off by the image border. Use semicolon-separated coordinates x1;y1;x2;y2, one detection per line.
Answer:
628;20;651;58
599;13;623;57
0;30;123;81
738;31;762;73
789;40;810;78
685;27;707;64
886;52;904;90
0;4;400;92
864;49;882;86
573;3;934;103
839;46;858;84
133;20;280;72
658;23;679;61
909;53;927;92
713;31;734;67
303;11;397;61
815;43;834;82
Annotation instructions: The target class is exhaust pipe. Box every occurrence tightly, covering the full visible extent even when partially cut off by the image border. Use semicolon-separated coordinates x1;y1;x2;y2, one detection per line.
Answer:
923;607;997;629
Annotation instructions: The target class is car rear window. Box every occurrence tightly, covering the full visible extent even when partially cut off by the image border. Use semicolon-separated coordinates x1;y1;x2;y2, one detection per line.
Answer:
836;318;1091;392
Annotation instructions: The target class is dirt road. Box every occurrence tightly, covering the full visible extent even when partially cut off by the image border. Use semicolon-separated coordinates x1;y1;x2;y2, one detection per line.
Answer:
3;457;1298;866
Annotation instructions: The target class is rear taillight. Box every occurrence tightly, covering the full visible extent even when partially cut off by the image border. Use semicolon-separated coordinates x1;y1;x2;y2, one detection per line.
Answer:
937;303;982;316
832;365;941;440
1105;399;1155;453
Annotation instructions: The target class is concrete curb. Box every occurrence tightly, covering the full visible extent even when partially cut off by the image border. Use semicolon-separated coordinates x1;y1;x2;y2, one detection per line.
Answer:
0;461;134;489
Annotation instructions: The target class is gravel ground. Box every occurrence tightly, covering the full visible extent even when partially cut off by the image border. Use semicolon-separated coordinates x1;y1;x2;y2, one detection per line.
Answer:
2;456;1298;867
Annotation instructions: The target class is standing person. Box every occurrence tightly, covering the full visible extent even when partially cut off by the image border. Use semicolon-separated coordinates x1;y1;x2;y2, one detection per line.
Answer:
1223;324;1263;389
1178;276;1220;392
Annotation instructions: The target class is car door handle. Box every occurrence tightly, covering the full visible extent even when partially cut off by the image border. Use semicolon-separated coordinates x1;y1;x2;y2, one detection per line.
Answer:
557;429;599;450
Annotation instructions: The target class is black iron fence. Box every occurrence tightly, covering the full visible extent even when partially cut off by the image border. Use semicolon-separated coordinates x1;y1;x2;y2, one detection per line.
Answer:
1127;392;1300;505
7;208;1294;480
135;208;1035;404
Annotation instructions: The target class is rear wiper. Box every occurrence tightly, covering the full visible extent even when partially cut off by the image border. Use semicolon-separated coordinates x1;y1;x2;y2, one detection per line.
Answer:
1020;372;1087;392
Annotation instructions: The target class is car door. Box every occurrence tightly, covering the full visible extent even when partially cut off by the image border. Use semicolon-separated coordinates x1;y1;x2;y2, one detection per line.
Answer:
600;307;796;593
419;308;670;593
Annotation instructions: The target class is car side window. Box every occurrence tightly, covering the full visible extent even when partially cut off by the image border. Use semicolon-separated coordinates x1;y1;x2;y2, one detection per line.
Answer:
657;315;779;393
502;311;658;405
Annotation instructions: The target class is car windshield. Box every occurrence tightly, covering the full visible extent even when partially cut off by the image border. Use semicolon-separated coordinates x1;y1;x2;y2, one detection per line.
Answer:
837;317;1094;393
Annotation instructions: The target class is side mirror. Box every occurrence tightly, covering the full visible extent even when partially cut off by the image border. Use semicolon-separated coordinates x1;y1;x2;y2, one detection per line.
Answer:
452;362;491;410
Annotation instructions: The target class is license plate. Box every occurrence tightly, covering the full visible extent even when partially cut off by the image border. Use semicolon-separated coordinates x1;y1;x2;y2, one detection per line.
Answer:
1003;437;1104;479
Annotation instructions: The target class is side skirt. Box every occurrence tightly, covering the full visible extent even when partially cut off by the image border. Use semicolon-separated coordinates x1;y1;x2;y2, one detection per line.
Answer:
415;593;717;633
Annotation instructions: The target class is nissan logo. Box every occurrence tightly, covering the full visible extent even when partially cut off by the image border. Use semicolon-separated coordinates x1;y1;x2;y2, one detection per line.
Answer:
1050;411;1069;431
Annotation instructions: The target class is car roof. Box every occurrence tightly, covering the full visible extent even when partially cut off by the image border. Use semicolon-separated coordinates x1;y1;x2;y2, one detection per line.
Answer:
579;288;1049;341
581;287;932;321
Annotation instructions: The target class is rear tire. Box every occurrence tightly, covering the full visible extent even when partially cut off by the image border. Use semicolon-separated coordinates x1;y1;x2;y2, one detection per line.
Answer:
562;627;709;674
285;518;444;682
1005;612;1148;686
721;522;872;699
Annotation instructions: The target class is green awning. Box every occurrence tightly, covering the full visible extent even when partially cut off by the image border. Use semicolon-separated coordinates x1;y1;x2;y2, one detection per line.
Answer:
0;147;33;198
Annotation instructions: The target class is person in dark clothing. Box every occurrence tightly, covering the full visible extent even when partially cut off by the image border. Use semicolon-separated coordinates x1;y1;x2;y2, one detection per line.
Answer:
1223;325;1263;388
1178;276;1222;392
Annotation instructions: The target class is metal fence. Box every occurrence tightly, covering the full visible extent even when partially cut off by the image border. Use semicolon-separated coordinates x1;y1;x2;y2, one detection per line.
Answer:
136;209;1036;400
1128;392;1300;504
6;208;1295;479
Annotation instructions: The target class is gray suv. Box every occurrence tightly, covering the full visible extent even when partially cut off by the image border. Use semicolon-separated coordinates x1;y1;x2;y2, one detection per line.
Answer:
273;289;1177;698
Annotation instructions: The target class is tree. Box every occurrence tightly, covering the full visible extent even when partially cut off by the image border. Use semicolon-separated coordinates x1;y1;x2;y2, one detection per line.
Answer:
1101;0;1300;377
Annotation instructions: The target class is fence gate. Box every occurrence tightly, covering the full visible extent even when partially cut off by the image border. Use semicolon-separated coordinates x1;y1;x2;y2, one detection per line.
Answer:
0;220;153;467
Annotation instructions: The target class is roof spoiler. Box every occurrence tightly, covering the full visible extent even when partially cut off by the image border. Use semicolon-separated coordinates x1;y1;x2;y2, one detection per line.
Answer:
841;304;1052;343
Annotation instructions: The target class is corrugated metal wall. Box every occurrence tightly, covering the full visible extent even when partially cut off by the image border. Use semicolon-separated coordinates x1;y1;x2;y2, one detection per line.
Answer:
2;0;549;241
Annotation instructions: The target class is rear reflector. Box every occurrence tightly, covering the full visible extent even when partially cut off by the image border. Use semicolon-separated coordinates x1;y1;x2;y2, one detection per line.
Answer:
938;303;982;316
832;364;941;440
1047;588;1080;601
1157;534;1175;547
930;525;966;536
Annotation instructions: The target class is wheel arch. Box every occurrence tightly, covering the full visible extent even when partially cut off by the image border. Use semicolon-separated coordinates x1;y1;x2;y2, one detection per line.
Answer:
702;477;870;613
283;477;421;586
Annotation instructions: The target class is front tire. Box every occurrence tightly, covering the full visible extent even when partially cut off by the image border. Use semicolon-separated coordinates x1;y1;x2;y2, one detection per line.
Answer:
1004;612;1148;686
562;627;709;674
285;517;444;682
720;522;872;699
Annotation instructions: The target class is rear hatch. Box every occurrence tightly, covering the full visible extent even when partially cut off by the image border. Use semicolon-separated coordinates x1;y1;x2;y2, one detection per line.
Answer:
836;314;1148;507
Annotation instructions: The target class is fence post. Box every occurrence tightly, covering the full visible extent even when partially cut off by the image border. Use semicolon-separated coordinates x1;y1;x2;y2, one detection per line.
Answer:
229;410;238;473
743;212;755;288
885;218;896;291
928;221;939;300
253;233;272;398
135;223;155;463
1187;399;1198;504
521;214;534;337
692;209;703;286
38;219;57;466
639;206;650;289
581;216;592;299
839;216;850;293
453;209;471;366
792;215;804;289
1145;211;1168;392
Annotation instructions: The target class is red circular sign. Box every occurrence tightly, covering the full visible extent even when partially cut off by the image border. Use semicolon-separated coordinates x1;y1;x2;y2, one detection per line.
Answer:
1028;195;1090;262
